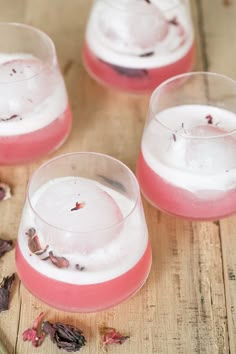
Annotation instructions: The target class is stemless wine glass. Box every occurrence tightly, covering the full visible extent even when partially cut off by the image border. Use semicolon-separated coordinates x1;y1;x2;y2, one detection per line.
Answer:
137;72;236;220
83;0;195;93
0;23;72;165
16;152;151;312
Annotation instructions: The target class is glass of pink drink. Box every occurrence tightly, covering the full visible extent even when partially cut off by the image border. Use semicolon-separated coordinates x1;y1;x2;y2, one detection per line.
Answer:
137;72;236;220
16;152;151;312
0;23;72;165
83;0;195;93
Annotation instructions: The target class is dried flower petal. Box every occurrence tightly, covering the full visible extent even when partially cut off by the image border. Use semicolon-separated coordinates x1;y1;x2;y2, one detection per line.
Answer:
26;228;48;255
0;274;15;312
0;238;13;257
169;17;179;26
22;312;46;347
205;114;213;124
0;183;11;201
75;264;85;271
71;202;85;212
101;327;129;350
0;114;19;122
139;51;154;57
98;175;126;193
100;60;148;78
48;251;70;268
42;321;86;352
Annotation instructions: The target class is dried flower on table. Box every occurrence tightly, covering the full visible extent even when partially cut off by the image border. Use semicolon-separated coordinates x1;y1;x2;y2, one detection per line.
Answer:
0;273;15;312
101;327;130;351
22;312;46;347
0;183;11;201
0;238;13;258
42;321;86;352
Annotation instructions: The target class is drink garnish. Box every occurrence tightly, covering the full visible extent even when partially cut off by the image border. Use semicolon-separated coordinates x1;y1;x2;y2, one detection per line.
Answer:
71;201;85;211
26;228;48;255
205;114;213;124
75;264;85;271
48;251;70;268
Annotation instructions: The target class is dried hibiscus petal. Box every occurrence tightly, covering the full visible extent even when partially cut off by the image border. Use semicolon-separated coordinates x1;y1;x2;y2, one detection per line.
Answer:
101;327;130;350
0;183;11;201
22;312;46;347
26;228;48;255
0;273;15;312
169;17;179;26
100;60;148;79
71;202;85;211
0;238;13;257
48;251;70;268
42;321;86;352
205;114;213;124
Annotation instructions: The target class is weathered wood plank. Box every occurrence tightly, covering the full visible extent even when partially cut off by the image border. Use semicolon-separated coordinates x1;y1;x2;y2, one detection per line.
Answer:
0;0;233;353
200;0;236;353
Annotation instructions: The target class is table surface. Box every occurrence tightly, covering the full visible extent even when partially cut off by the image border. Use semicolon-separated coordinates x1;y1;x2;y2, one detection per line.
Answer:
0;1;236;353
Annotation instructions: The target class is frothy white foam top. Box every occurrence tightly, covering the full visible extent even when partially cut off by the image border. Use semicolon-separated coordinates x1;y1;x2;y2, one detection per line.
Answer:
142;105;236;192
18;177;148;284
86;0;193;68
0;53;67;136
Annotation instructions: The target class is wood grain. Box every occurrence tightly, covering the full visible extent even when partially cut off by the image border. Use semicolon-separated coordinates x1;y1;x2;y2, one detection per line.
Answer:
0;0;235;353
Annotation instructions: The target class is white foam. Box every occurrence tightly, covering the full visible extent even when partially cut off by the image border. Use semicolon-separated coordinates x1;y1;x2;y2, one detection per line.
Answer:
18;177;148;284
86;0;193;69
142;105;236;192
0;53;68;136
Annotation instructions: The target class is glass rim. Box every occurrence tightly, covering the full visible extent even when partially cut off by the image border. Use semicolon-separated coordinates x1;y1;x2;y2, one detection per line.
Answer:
26;152;141;234
149;71;236;140
101;0;183;14
0;22;56;85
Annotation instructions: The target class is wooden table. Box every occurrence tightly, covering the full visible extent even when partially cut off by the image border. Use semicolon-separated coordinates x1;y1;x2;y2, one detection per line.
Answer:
0;1;236;353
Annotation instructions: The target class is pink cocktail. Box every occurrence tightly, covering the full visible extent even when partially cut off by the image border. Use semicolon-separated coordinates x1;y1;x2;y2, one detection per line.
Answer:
137;73;236;220
0;23;72;165
16;153;151;312
83;0;195;93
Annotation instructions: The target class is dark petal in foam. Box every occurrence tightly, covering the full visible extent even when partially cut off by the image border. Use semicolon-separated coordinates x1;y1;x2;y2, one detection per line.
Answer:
100;60;148;78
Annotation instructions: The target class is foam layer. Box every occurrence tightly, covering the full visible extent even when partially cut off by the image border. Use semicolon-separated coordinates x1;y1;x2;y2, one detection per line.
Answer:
142;105;236;192
0;53;67;136
86;0;193;68
18;177;148;284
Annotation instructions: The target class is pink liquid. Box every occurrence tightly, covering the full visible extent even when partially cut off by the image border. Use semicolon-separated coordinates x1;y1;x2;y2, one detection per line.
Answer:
0;105;72;165
137;151;236;220
82;43;195;93
15;241;152;312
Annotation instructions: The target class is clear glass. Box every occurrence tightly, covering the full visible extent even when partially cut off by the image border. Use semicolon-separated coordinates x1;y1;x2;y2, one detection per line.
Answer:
83;0;195;93
0;23;72;165
16;152;151;312
137;72;236;220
